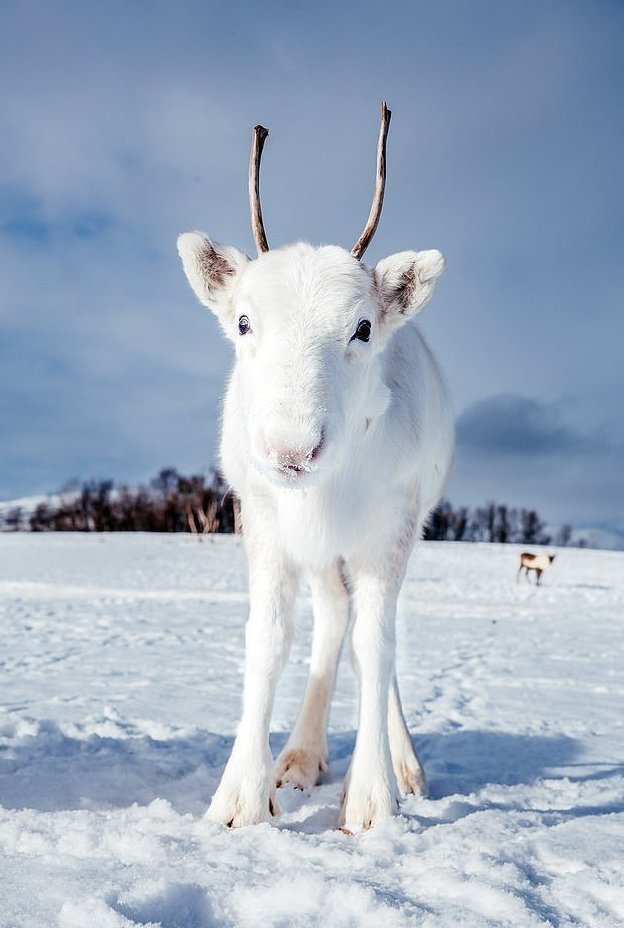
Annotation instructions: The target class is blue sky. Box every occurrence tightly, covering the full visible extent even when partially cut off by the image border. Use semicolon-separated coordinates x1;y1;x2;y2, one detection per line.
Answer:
1;0;623;539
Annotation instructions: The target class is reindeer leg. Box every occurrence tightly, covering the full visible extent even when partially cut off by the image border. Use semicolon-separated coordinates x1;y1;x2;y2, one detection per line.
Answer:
388;672;427;796
339;564;404;830
275;561;349;789
209;518;299;827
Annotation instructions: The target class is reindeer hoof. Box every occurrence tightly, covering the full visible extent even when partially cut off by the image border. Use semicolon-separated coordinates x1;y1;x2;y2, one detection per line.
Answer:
393;756;427;797
208;768;279;828
275;748;327;790
339;769;400;831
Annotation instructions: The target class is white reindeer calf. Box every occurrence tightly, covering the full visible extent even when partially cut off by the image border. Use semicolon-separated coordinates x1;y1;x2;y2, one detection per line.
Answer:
178;104;454;830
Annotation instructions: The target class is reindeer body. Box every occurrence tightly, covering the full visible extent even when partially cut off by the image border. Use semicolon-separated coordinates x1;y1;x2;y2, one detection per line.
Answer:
177;105;454;830
518;552;556;585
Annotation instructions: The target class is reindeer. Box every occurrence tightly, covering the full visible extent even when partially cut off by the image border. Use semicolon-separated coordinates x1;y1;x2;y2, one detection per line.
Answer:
177;104;454;831
518;552;556;585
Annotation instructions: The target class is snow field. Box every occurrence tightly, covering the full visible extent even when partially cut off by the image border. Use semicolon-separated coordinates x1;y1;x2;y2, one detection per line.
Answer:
0;533;623;927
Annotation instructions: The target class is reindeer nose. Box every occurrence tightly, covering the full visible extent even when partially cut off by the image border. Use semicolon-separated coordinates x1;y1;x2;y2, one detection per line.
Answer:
264;429;325;475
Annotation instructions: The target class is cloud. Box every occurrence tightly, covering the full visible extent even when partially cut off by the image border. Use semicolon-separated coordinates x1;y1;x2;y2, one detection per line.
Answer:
456;394;585;455
449;392;624;538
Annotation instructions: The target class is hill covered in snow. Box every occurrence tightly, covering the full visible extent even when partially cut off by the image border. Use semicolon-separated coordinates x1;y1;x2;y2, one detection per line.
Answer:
1;534;623;927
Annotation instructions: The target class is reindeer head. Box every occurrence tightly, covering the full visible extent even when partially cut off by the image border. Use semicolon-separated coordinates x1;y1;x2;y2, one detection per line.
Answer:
178;105;445;486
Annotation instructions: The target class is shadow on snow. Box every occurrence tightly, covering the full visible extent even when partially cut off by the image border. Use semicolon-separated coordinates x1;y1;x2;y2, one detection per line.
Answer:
1;721;623;825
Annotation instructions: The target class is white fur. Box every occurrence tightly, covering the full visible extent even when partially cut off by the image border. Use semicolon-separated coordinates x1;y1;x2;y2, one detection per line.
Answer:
177;233;454;830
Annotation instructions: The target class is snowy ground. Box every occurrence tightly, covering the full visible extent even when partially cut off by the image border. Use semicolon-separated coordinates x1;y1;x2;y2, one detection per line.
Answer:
0;533;623;928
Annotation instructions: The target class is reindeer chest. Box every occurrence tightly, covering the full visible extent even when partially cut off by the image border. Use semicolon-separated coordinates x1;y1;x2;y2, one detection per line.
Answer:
273;474;390;569
273;483;356;567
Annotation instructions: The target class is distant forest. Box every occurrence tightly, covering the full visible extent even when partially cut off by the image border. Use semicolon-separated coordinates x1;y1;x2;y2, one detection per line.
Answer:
423;500;575;547
0;467;582;547
3;469;237;536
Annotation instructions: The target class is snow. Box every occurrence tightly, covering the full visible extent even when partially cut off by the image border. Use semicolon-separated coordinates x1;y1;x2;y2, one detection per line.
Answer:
1;533;623;928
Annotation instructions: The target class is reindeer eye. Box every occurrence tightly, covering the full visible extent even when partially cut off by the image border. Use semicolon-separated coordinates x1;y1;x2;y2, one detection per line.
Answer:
352;319;371;343
238;315;251;336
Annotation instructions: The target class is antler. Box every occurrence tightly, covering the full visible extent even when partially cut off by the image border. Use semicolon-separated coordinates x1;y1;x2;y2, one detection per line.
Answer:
351;102;391;261
249;104;390;258
249;124;270;254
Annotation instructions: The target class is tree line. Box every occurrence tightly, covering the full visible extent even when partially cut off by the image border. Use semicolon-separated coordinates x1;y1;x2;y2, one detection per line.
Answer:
0;467;580;546
2;469;237;535
422;500;575;547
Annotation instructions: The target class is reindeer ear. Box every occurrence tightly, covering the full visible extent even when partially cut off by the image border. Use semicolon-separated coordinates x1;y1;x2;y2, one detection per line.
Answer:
374;250;445;329
177;231;250;332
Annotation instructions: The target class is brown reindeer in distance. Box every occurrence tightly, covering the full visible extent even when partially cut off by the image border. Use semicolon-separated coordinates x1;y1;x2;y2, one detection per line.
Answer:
518;552;556;585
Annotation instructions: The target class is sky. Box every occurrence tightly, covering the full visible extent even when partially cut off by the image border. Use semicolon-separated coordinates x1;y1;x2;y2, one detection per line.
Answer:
1;0;623;542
